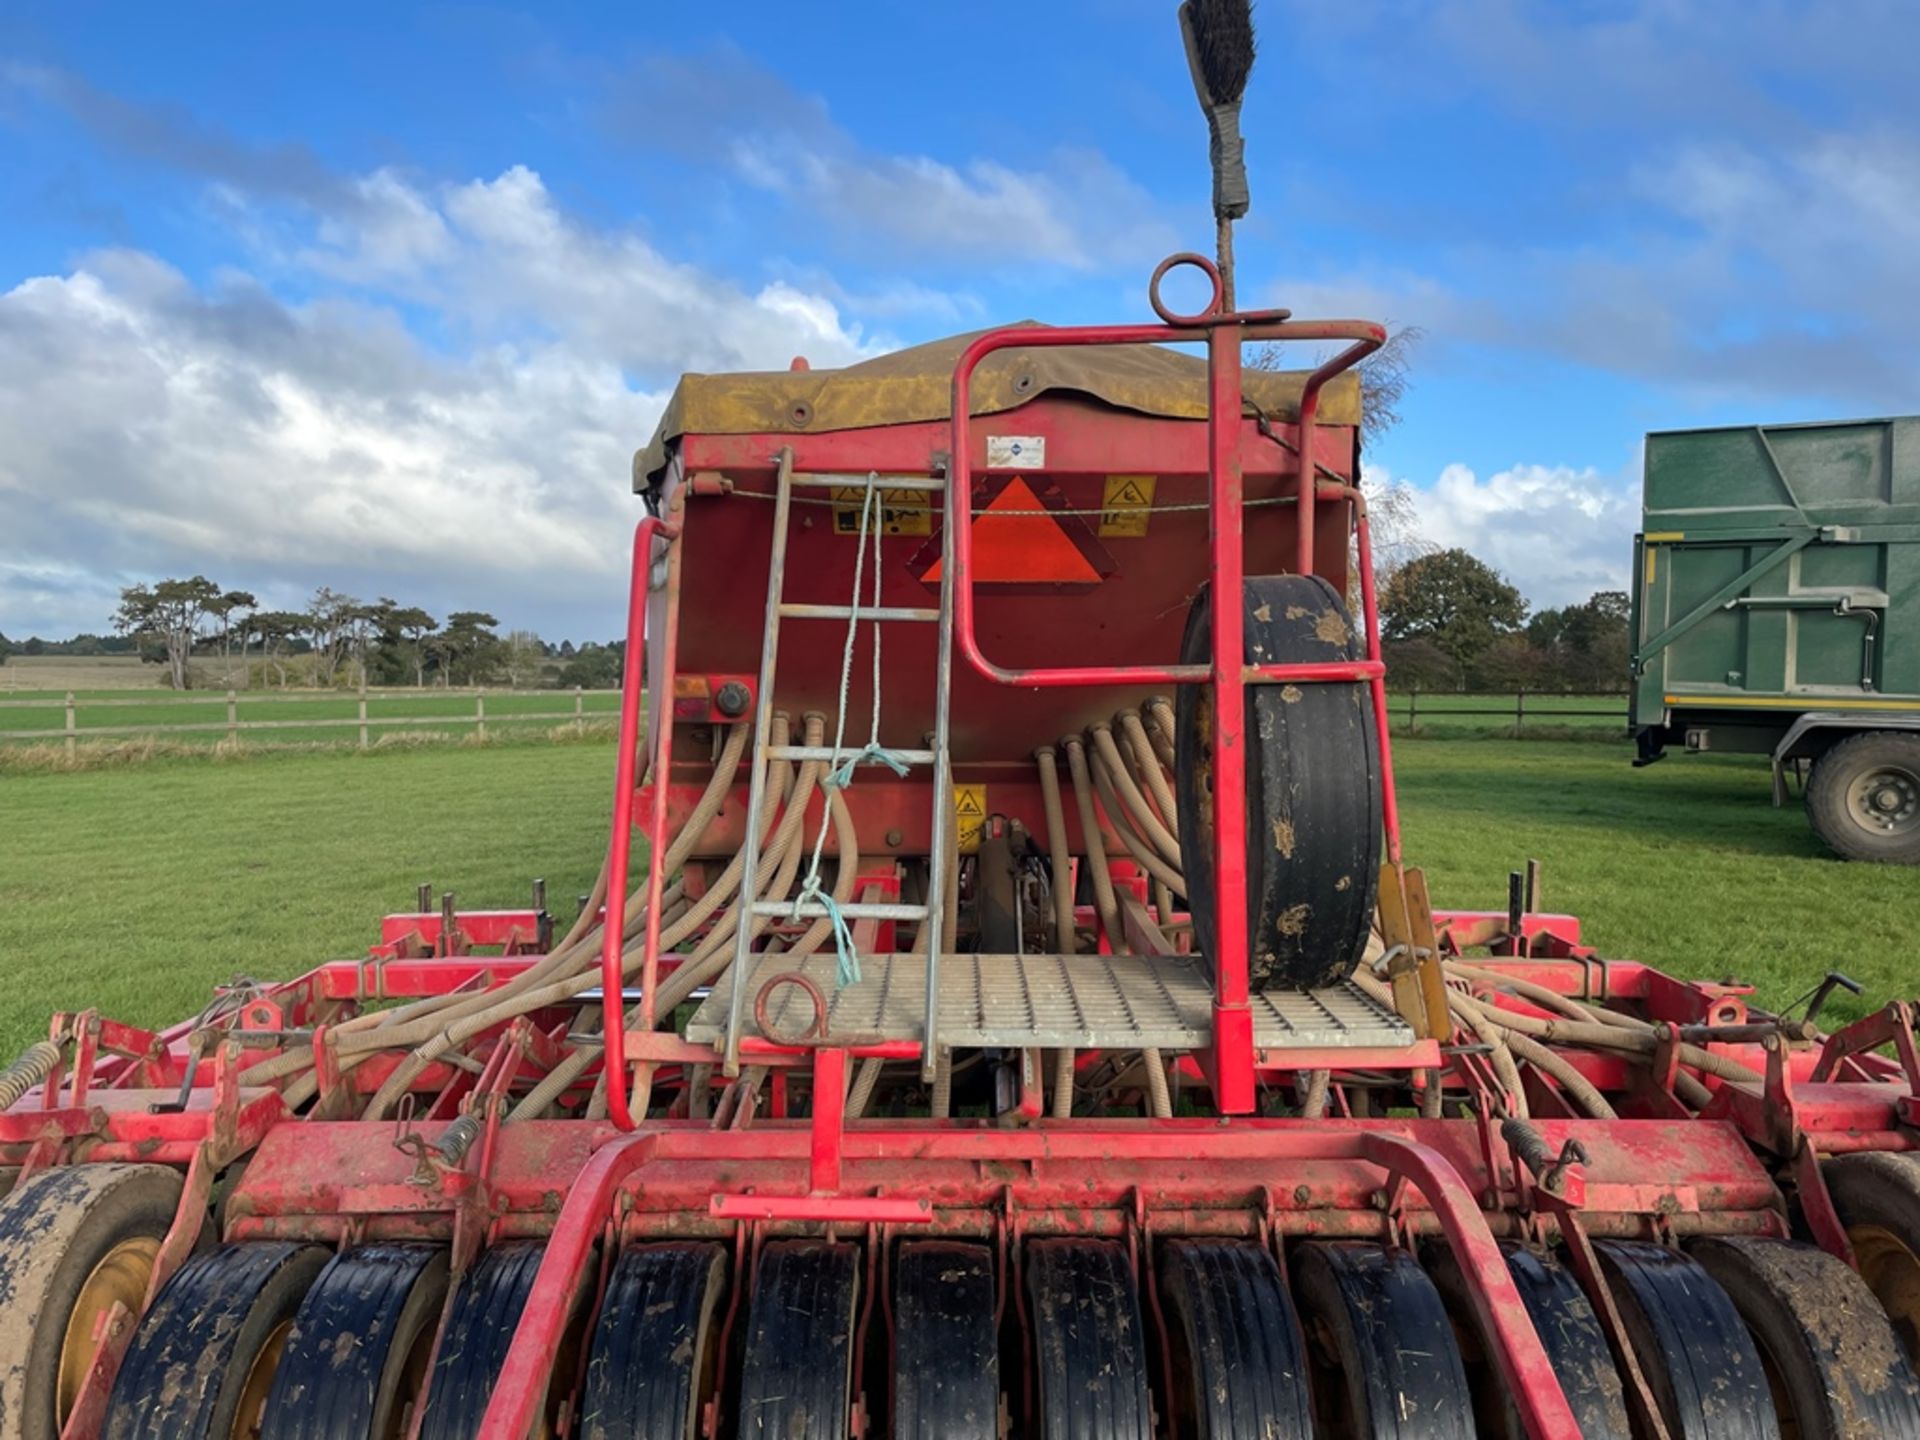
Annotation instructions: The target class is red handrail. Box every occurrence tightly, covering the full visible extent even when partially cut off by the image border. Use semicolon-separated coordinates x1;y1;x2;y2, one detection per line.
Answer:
601;513;681;1131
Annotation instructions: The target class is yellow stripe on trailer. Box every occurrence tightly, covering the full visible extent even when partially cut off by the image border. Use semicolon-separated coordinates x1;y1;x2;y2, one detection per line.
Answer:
1664;694;1919;711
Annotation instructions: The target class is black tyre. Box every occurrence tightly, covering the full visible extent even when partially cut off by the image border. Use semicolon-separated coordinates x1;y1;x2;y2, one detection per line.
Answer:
419;1242;587;1440
1806;730;1920;863
894;1242;999;1440
576;1243;727;1440
1593;1239;1775;1439
1026;1239;1153;1440
0;1163;185;1440
1824;1151;1920;1363
736;1241;859;1440
258;1243;450;1440
1691;1236;1920;1437
1292;1242;1472;1438
1423;1242;1629;1440
1160;1240;1311;1439
103;1242;329;1440
1175;575;1380;991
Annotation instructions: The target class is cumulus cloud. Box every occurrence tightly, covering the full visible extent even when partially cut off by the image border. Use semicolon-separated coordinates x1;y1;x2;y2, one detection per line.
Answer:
0;162;885;638
604;43;1176;272
1398;461;1640;609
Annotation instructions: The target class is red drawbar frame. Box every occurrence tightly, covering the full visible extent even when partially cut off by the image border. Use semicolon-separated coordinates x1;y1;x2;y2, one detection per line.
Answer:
948;254;1392;1113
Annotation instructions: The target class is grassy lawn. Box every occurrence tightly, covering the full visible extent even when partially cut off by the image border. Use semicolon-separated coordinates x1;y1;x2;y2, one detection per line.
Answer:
0;736;1913;1056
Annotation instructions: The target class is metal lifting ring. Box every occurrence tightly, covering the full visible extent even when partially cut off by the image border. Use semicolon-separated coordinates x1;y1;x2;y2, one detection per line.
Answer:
754;970;829;1046
1148;251;1225;326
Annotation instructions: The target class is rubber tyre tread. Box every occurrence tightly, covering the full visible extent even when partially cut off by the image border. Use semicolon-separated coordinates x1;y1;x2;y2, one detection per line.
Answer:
259;1242;449;1440
1025;1238;1153;1440
417;1241;546;1440
1593;1239;1776;1440
1159;1240;1311;1440
1805;730;1920;863
576;1243;727;1440
1422;1241;1629;1439
0;1163;184;1440
893;1242;998;1440
1175;575;1381;991
1292;1242;1472;1439
102;1241;329;1440
736;1240;858;1440
1690;1236;1920;1439
1823;1150;1920;1364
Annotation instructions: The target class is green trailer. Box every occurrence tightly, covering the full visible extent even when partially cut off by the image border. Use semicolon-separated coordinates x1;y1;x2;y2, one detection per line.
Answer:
1631;415;1920;862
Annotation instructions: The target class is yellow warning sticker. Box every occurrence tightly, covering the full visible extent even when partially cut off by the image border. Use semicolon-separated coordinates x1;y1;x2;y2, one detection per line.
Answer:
832;487;932;536
1099;474;1156;536
952;783;987;854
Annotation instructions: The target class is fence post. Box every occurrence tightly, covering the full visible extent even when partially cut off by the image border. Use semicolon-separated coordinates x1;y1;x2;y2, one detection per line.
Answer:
574;685;584;731
65;692;76;757
1515;689;1526;731
1406;687;1418;736
227;689;238;747
476;693;487;742
358;693;369;750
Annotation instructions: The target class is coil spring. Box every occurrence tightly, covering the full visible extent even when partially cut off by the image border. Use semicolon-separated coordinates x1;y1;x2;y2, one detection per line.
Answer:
0;1040;65;1113
433;1113;484;1168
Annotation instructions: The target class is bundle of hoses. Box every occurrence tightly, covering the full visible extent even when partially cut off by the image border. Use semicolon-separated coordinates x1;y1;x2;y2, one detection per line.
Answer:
1040;698;1764;1123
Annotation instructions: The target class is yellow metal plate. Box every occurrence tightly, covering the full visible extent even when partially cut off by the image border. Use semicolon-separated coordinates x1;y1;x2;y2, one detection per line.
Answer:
1099;474;1157;537
832;486;932;535
953;784;987;854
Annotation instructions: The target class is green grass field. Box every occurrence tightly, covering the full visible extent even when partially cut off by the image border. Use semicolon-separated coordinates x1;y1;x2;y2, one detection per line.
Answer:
0;737;1911;1055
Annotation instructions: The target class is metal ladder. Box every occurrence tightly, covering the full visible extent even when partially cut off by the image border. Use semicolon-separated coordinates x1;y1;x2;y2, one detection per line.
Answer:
721;449;956;1080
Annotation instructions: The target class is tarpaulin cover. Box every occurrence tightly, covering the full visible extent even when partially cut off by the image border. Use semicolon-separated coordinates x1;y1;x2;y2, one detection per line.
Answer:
633;321;1361;487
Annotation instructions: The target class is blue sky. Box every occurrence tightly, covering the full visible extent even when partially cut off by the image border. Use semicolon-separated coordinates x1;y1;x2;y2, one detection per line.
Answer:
3;1;1916;640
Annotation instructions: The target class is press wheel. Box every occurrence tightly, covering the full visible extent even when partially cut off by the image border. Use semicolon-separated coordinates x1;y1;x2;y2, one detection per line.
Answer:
1175;575;1381;991
736;1240;859;1440
576;1244;728;1440
1026;1239;1152;1440
0;1163;186;1440
1593;1239;1776;1439
1423;1241;1629;1439
258;1243;450;1440
1691;1237;1920;1437
1292;1242;1472;1438
894;1242;999;1440
1159;1240;1311;1439
102;1242;329;1440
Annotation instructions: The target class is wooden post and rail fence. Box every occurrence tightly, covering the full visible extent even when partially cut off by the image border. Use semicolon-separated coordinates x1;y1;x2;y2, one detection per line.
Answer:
0;686;616;755
0;686;1629;754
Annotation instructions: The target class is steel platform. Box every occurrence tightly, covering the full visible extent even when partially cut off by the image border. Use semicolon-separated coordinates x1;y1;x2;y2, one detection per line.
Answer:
684;952;1414;1051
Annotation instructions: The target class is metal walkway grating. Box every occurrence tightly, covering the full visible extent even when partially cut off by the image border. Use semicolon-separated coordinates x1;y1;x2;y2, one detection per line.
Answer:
684;952;1414;1051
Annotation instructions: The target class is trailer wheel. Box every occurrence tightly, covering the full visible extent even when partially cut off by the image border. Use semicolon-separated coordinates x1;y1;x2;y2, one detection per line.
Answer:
419;1242;588;1440
1292;1242;1472;1438
0;1162;185;1440
894;1242;999;1440
258;1244;450;1440
736;1241;860;1440
1026;1239;1153;1440
1822;1151;1920;1363
1593;1239;1776;1439
576;1244;728;1440
1691;1237;1920;1438
1175;575;1380;991
103;1242;329;1440
1423;1242;1629;1439
1806;730;1920;863
1160;1240;1312;1439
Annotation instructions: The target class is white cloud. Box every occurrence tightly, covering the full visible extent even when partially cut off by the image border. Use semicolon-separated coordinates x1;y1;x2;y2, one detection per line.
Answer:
1403;461;1639;608
0;164;889;639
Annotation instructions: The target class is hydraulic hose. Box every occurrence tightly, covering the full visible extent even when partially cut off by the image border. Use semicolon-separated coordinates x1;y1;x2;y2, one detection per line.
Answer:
1090;724;1181;867
1034;747;1079;956
1061;735;1121;944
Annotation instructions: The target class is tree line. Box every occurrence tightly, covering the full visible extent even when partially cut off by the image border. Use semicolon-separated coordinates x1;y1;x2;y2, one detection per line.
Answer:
0;578;627;691
1378;549;1629;692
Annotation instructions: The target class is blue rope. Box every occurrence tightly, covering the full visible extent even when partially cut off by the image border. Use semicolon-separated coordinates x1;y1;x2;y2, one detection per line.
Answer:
792;875;861;987
826;741;912;791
